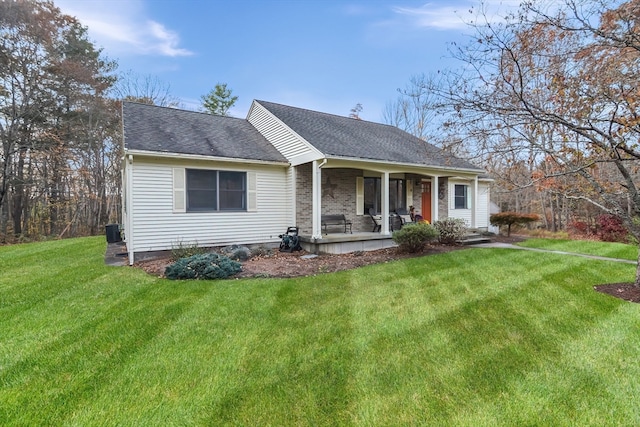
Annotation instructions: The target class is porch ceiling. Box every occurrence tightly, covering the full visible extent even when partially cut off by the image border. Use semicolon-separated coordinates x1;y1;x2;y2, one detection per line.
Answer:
316;157;482;178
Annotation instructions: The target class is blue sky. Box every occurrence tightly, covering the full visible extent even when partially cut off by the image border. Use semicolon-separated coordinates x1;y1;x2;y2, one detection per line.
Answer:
55;0;519;122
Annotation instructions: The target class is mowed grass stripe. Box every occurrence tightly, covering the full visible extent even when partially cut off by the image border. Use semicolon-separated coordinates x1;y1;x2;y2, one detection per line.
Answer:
344;250;632;425
517;238;638;261
0;238;638;426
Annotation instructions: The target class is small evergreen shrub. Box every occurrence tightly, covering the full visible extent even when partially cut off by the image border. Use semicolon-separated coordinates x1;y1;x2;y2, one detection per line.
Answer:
392;222;437;252
171;240;207;261
433;218;467;244
165;253;242;280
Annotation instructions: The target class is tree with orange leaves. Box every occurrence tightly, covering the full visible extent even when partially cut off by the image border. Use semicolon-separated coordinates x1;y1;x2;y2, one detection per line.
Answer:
441;0;640;286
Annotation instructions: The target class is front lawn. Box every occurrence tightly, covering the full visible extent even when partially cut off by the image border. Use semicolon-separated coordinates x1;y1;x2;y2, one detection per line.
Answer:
517;238;638;261
1;237;639;425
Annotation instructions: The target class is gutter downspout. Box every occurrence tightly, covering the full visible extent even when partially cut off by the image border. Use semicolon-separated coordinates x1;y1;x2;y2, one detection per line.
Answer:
126;154;134;265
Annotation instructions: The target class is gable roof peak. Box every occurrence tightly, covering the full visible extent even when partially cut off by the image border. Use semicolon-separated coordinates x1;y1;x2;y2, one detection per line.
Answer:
122;101;287;163
254;100;484;172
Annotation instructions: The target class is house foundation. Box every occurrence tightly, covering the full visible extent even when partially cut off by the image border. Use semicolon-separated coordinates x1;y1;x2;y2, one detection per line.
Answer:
299;232;396;254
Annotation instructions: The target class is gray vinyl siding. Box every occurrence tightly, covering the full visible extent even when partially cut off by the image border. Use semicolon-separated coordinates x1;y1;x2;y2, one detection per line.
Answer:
247;101;319;161
128;158;291;255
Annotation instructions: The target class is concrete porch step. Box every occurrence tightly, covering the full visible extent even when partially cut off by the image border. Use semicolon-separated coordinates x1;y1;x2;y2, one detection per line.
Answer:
457;232;492;245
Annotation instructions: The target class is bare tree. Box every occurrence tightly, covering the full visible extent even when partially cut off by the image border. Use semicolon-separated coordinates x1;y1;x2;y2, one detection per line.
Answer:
441;0;640;285
0;0;118;241
113;70;181;107
383;74;440;141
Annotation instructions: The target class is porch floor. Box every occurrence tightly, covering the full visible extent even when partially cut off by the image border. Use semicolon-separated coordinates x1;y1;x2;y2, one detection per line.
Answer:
299;232;396;255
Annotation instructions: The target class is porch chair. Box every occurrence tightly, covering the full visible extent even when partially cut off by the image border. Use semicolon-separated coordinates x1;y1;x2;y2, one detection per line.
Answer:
368;208;381;232
395;207;411;226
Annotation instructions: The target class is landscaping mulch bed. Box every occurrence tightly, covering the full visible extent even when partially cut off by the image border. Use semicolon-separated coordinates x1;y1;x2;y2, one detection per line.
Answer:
136;243;465;279
135;234;640;303
136;236;526;279
594;283;640;303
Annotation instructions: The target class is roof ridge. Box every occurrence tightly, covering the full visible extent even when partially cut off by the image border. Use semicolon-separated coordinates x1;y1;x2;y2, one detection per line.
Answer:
123;101;247;121
255;99;399;129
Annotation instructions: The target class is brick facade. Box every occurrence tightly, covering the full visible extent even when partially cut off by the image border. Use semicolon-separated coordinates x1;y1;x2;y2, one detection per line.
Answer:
438;178;449;220
295;166;370;233
294;165;451;234
295;163;312;234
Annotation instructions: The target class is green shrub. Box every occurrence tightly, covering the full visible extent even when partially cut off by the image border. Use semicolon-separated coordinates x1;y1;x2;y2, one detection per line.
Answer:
165;253;242;280
392;222;438;252
433;218;467;244
171;240;208;261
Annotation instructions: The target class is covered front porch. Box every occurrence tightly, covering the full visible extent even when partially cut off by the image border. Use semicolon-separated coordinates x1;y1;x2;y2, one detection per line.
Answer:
292;157;483;254
299;231;396;255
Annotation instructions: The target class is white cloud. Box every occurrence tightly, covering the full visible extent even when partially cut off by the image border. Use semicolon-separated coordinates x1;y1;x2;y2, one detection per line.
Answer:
393;4;469;30
391;1;522;31
55;0;193;57
147;21;193;57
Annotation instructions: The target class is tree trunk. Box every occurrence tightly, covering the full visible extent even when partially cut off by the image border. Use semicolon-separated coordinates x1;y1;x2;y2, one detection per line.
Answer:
549;193;557;232
540;192;548;229
0;196;7;243
12;148;26;236
636;247;640;288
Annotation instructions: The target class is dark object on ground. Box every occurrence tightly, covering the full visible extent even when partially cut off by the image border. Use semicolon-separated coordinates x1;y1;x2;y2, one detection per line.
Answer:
279;227;302;252
105;224;121;243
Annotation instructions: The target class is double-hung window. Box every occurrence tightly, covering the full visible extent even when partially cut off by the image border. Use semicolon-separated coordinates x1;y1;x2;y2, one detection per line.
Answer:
186;169;246;211
454;184;468;209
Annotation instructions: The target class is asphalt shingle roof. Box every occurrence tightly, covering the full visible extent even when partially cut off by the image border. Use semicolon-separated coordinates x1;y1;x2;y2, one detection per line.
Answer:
123;102;288;163
257;100;484;171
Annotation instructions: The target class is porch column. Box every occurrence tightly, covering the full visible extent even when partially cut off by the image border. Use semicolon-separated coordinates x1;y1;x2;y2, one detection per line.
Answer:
431;176;439;223
311;160;323;239
381;171;390;234
472;176;478;228
290;166;297;226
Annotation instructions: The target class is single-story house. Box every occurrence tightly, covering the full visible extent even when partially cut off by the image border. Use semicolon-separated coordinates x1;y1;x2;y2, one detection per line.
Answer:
121;100;491;264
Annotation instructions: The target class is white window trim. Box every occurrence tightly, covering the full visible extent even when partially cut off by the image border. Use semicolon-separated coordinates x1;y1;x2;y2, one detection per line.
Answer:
172;167;186;213
450;182;472;210
173;167;256;213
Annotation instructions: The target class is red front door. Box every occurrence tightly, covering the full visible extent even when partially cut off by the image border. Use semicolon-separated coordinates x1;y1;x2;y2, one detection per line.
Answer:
421;182;432;223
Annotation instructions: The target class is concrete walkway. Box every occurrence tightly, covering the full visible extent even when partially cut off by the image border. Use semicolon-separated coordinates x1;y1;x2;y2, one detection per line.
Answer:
105;241;128;266
474;242;637;265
